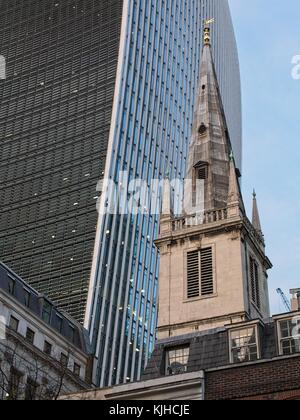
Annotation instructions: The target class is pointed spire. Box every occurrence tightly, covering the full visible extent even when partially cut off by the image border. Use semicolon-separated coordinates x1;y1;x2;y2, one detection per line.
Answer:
227;152;241;204
162;179;171;216
185;28;231;212
252;190;263;234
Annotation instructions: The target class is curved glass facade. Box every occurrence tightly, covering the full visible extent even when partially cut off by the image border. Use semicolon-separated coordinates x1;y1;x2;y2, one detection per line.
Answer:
87;0;242;386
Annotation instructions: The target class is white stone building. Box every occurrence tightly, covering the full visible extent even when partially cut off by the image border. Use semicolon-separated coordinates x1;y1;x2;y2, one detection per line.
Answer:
0;262;93;400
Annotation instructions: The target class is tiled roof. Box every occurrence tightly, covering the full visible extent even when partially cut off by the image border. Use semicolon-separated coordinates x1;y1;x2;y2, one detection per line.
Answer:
142;323;279;380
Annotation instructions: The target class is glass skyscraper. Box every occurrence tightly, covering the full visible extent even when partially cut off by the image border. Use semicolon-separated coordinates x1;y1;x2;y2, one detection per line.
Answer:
86;0;242;387
0;0;241;387
0;0;123;322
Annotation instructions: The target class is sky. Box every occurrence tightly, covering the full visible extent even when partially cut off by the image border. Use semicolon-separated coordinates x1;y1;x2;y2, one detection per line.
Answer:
229;0;300;314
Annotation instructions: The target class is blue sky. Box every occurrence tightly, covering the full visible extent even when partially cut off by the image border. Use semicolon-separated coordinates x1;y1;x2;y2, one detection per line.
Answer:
229;0;300;313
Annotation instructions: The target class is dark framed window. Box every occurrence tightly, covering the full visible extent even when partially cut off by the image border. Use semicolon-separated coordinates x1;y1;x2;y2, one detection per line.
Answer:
44;341;52;356
25;378;38;401
197;165;207;180
8;368;23;400
42;301;52;324
24;290;31;308
9;316;19;332
165;346;190;376
56;315;63;334
250;257;261;309
26;328;35;345
60;353;69;368
8;277;16;296
69;325;75;343
73;363;81;377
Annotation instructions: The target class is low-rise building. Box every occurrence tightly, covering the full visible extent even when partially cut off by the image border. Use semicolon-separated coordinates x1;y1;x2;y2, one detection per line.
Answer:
0;262;93;400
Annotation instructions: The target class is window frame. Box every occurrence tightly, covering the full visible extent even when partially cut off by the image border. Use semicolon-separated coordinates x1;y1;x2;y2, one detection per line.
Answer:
229;323;261;364
8;276;16;296
60;353;69;368
276;316;300;356
165;345;190;376
43;341;52;356
25;328;35;345
9;316;19;333
73;363;81;377
23;289;31;308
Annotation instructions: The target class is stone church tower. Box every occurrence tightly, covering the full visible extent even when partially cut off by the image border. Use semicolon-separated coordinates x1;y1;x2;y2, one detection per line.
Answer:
156;27;272;340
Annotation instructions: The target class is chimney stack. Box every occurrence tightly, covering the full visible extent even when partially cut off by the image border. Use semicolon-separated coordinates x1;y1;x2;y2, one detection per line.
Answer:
290;289;300;312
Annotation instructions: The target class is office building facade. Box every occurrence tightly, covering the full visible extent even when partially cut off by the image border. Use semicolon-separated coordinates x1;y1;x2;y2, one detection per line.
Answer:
0;0;242;386
0;0;123;322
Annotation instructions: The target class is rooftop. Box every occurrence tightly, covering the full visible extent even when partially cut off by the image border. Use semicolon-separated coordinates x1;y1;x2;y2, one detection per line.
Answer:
0;261;91;354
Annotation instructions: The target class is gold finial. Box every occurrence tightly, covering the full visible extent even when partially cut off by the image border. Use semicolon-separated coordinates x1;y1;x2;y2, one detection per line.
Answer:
203;18;215;45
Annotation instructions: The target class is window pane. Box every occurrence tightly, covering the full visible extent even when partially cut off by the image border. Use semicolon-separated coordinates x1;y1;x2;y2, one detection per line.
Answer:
230;327;258;363
26;328;35;344
166;346;190;375
9;316;19;332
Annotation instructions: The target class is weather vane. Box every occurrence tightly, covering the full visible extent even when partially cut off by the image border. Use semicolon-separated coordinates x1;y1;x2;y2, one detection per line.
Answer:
203;18;215;45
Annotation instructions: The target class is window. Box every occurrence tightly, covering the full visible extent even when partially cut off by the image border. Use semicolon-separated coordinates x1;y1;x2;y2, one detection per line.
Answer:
60;353;69;368
26;328;35;345
69;325;75;343
24;290;31;308
42;301;52;324
8;368;23;400
73;363;81;377
250;257;260;309
44;341;52;356
187;248;214;299
187;251;200;298
198;123;207;135
278;318;300;355
230;327;259;363
8;277;16;295
9;316;19;332
25;378;38;400
197;165;207;180
56;315;63;333
166;346;190;376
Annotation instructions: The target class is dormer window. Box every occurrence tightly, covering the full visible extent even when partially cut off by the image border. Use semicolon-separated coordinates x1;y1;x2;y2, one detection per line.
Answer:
277;317;300;356
198;123;207;135
229;326;260;363
8;277;16;296
165;346;190;376
194;162;208;180
197;165;207;180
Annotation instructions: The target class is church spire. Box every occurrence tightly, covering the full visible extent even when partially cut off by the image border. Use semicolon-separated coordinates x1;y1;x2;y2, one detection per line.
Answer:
228;152;240;204
252;190;263;235
162;178;171;216
185;22;231;213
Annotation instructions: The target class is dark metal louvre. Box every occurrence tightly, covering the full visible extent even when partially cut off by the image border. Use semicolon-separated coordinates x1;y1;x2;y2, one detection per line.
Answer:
187;250;200;299
200;247;214;296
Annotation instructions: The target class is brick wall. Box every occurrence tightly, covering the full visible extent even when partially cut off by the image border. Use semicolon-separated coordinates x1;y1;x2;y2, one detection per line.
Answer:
205;356;300;400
